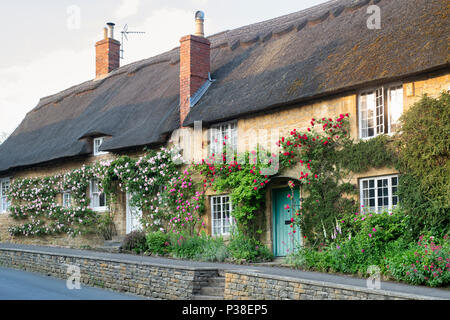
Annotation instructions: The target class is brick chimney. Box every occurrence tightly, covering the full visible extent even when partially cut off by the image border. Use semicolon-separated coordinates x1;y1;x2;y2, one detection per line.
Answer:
95;22;120;79
179;11;210;126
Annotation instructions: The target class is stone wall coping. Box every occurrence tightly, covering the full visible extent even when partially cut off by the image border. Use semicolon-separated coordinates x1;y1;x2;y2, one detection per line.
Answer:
0;247;219;272
224;269;444;300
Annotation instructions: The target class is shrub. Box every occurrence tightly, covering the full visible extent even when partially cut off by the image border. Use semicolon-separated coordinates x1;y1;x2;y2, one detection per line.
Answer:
146;231;170;255
288;210;410;275
395;92;450;238
387;234;450;287
97;212;116;240
228;231;273;262
168;231;229;262
169;233;205;259
120;230;147;254
193;236;229;262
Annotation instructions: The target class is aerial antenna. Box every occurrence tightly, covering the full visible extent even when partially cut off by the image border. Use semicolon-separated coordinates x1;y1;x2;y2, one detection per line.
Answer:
120;24;146;59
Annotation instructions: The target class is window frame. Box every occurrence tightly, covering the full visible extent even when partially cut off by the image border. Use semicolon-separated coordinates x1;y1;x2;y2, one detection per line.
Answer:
358;83;403;140
0;177;11;214
209;120;238;156
93;137;108;156
89;179;108;212
359;174;399;214
62;191;72;209
210;195;233;236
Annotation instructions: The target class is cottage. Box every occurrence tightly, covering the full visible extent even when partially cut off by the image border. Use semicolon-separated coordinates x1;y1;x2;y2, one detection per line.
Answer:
0;0;448;255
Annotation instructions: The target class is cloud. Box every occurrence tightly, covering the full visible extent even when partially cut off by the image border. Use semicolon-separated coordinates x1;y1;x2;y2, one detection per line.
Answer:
114;0;141;20
0;48;92;134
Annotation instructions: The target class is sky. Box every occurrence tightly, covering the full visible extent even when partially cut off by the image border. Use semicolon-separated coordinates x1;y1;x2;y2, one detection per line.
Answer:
0;0;330;137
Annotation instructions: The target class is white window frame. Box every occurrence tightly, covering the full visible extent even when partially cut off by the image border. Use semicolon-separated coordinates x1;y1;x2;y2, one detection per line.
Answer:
358;84;403;140
90;179;108;212
359;175;399;214
0;177;11;213
93;137;108;156
62;192;72;208
211;195;233;236
209;120;237;156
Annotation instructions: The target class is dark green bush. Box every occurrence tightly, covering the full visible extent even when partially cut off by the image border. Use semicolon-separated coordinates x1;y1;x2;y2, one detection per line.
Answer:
169;233;206;259
120;230;147;254
146;231;170;255
395;92;450;238
228;231;273;262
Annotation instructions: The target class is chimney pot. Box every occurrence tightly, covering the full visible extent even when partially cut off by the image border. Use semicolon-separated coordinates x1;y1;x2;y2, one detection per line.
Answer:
194;11;205;37
106;22;115;39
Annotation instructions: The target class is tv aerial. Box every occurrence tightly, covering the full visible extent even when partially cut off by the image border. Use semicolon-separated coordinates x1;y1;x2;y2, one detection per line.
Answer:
120;24;146;59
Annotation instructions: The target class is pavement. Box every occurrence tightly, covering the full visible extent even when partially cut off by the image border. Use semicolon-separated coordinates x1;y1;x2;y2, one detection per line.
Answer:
1;242;449;299
0;266;147;300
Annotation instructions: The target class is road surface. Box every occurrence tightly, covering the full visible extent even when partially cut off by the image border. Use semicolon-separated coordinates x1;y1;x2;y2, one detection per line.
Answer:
0;266;146;300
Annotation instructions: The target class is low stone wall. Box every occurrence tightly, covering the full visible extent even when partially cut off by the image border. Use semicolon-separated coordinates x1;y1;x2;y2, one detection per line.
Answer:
0;247;440;300
224;270;435;300
0;248;217;300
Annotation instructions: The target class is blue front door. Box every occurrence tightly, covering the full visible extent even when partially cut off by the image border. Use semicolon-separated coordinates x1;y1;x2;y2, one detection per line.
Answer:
272;187;301;256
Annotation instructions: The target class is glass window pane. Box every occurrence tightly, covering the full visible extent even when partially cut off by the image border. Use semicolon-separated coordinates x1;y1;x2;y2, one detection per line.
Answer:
389;86;403;133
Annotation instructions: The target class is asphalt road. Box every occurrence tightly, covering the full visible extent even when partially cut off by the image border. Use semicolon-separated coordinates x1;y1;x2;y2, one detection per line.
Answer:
0;266;146;300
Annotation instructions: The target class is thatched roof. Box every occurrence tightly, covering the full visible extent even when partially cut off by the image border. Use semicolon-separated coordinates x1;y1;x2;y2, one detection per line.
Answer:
0;0;448;174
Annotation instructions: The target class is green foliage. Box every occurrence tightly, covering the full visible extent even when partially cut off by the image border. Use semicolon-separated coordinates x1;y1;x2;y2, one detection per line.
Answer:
338;134;396;173
197;147;277;236
227;230;273;262
279;115;359;243
395;92;450;238
121;230;147;254
146;231;170;255
297;210;409;274
168;231;229;262
96;212;116;240
387;235;450;287
193;235;229;262
286;209;450;287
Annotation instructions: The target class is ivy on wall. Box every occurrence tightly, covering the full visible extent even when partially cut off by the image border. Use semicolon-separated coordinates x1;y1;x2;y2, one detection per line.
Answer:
395;92;450;238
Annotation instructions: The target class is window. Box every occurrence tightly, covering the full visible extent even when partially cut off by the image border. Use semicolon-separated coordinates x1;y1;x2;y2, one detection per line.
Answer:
0;178;11;213
359;85;403;139
360;175;399;213
209;121;237;156
93;137;108;156
90;179;107;211
211;195;233;236
62;192;72;208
